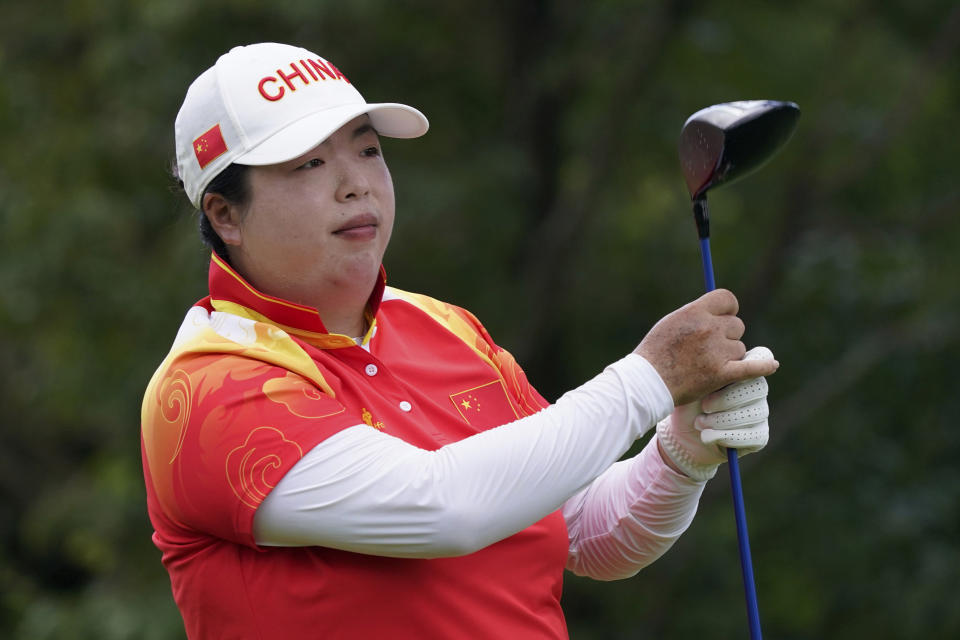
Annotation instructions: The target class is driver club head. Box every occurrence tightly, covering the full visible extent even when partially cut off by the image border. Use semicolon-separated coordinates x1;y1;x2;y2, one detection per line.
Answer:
679;100;800;201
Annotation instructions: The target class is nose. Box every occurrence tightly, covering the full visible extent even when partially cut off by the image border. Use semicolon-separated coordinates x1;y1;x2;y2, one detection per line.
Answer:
335;163;371;202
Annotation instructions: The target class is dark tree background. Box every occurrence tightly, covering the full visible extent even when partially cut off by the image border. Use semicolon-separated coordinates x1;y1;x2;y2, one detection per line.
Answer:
1;1;958;638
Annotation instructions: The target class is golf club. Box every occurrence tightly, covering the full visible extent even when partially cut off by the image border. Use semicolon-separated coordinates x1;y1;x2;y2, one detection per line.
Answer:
678;99;800;640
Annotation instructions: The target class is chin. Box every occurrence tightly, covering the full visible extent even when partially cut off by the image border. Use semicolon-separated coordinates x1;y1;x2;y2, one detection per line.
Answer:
331;254;382;285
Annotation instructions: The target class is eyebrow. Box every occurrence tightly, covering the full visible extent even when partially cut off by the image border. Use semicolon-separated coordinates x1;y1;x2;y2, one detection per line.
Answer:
352;123;378;139
290;121;378;165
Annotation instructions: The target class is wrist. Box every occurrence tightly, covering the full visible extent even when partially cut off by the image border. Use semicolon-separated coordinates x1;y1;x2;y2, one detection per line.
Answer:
656;437;687;476
655;421;719;482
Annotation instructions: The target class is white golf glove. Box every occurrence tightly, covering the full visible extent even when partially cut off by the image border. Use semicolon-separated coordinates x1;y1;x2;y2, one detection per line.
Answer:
656;346;773;481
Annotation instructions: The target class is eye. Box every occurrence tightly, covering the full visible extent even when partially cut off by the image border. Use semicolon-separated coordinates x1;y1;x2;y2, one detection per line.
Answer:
297;158;324;170
362;145;381;157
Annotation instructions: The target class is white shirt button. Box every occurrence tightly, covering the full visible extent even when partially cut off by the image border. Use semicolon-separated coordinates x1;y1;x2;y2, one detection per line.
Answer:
364;364;378;377
399;401;412;412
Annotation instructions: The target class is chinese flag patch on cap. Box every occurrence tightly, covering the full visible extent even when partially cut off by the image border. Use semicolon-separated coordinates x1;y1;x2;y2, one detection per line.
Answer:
193;124;228;169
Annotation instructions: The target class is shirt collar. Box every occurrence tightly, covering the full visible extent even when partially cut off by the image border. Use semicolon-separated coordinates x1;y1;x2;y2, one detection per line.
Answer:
206;253;386;347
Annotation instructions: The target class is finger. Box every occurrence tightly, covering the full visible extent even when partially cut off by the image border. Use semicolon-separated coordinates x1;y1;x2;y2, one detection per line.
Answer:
699;288;739;316
719;358;780;385
723;339;747;362
702;377;768;413
697;398;769;429
724;316;746;340
700;421;769;450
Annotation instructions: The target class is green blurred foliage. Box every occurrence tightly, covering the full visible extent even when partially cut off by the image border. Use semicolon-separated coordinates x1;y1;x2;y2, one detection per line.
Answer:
1;0;957;637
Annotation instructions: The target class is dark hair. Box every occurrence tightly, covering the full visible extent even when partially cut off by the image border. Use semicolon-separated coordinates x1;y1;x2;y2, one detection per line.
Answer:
172;161;251;266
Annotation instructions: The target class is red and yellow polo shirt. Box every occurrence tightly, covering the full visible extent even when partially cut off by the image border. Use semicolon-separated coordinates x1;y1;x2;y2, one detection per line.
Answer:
141;255;569;639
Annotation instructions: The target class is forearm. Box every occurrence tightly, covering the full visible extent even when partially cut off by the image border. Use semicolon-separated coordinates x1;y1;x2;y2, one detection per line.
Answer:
253;353;673;557
563;435;706;581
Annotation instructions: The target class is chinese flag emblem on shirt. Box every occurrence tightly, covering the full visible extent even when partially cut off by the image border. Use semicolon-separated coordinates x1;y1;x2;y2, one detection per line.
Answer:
193;124;228;169
451;380;519;429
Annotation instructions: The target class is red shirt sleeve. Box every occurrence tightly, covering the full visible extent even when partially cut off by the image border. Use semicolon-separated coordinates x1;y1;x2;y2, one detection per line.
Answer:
142;352;360;547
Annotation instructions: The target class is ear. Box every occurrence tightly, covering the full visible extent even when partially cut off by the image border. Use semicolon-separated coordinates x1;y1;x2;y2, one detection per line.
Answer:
202;192;243;247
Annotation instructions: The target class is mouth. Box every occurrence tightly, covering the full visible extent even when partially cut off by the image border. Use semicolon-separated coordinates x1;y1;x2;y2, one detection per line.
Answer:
333;213;379;239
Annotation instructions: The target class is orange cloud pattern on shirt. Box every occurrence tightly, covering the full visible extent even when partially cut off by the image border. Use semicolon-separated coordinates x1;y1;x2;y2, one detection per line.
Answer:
262;372;346;419
144;355;276;521
225;426;304;509
157;369;192;464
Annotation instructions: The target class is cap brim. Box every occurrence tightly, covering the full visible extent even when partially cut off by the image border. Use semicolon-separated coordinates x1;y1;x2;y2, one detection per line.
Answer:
235;102;428;166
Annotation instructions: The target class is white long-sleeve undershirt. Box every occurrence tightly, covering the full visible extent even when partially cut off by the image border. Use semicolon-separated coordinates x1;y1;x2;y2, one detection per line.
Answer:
253;353;706;578
563;437;705;579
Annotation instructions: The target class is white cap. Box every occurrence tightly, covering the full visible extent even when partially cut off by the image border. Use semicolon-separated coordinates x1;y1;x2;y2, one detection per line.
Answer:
175;42;429;208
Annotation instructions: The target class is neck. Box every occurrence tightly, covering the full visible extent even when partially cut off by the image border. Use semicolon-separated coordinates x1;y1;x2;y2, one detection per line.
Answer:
227;251;381;338
309;271;379;337
316;301;368;338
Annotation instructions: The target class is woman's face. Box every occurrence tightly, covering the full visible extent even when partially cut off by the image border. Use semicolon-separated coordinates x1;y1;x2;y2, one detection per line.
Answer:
228;115;396;314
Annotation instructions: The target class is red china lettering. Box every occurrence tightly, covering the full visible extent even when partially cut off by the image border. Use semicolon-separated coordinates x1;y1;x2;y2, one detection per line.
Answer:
258;76;284;101
276;63;310;91
258;58;351;102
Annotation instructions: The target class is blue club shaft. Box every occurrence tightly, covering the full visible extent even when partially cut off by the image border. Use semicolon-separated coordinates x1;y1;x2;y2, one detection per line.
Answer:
699;236;716;291
695;199;762;640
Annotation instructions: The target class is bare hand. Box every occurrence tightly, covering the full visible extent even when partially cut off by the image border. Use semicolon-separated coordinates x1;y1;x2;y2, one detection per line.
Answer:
634;289;779;405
